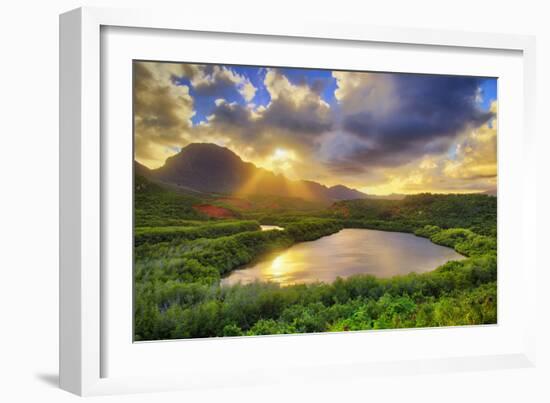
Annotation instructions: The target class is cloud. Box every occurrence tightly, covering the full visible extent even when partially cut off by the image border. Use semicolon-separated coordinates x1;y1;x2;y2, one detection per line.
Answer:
134;61;497;194
261;69;332;133
190;65;257;102
134;63;333;168
133;62;195;168
191;69;333;161
333;71;397;114
239;81;257;102
246;69;333;155
134;62;259;167
358;101;498;195
326;72;494;173
443;101;497;181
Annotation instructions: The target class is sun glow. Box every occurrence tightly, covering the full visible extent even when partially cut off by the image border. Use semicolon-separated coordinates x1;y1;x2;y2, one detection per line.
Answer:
268;147;297;175
273;148;288;160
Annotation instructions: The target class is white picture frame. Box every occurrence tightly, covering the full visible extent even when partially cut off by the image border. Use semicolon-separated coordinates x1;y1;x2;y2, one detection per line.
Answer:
59;6;537;396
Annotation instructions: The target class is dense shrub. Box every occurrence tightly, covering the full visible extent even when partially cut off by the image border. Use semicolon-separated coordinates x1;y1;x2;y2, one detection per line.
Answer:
414;225;442;238
285;219;343;241
332;193;497;236
134;250;497;340
134;220;261;246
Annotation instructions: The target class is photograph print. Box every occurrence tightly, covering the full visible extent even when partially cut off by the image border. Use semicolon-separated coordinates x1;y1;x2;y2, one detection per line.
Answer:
133;61;497;341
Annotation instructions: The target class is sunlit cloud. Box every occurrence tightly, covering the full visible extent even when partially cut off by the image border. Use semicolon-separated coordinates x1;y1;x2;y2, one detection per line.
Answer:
443;101;497;181
134;61;497;194
133;62;195;168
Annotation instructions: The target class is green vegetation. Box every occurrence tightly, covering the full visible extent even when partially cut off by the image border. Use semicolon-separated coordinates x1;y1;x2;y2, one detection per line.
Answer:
135;175;211;227
330;193;497;236
135;255;496;339
135;220;261;246
135;218;341;284
134;181;497;341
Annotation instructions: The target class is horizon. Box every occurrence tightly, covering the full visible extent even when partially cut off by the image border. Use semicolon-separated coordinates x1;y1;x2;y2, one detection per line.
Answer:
134;61;497;195
136;142;496;197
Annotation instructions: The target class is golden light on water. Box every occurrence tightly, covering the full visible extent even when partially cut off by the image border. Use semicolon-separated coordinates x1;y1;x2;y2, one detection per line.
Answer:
260;252;303;284
256;248;315;285
270;255;284;278
222;229;466;287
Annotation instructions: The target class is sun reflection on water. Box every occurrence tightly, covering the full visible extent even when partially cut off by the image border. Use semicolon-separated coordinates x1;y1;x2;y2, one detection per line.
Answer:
221;229;466;287
265;254;296;282
259;250;310;285
270;255;284;277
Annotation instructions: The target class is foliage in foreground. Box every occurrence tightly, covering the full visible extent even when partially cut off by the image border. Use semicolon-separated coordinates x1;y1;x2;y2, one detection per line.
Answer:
135;257;496;340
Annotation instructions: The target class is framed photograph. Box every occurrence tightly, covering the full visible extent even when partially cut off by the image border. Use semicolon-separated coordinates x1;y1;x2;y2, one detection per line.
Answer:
60;7;537;396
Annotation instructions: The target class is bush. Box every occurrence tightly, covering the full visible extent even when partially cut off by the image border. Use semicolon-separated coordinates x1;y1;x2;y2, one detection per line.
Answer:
414;225;441;238
222;323;244;337
431;228;475;248
134;249;497;340
134;221;261;246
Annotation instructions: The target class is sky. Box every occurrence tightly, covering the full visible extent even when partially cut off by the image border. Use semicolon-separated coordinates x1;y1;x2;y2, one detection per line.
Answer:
134;61;497;195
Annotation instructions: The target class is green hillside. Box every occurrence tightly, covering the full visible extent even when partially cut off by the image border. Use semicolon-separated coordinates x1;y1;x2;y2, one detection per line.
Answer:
134;175;209;227
330;193;497;236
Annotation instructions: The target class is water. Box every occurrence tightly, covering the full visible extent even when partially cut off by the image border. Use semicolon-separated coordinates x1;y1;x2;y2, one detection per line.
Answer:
222;229;465;286
260;225;284;231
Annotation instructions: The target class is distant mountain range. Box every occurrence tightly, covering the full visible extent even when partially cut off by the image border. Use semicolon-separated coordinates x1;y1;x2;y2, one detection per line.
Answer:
135;143;370;202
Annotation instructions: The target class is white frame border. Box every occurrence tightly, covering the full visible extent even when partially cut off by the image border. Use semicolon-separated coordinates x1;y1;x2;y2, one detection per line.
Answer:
59;6;537;396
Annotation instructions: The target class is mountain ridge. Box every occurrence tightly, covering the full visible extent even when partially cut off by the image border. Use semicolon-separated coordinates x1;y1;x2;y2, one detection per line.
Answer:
136;143;369;202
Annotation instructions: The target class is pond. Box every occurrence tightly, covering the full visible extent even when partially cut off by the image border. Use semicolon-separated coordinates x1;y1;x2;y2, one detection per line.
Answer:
260;225;284;231
221;228;465;287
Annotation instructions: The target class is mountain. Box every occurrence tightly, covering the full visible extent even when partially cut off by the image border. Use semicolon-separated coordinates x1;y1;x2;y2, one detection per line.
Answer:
138;143;369;202
326;185;369;200
150;143;256;194
134;160;152;177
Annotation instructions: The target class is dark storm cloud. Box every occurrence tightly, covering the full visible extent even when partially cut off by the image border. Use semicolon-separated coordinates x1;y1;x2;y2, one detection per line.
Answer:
261;96;333;134
192;72;239;97
310;79;329;95
203;98;331;159
208;101;252;127
329;75;493;172
344;75;492;140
